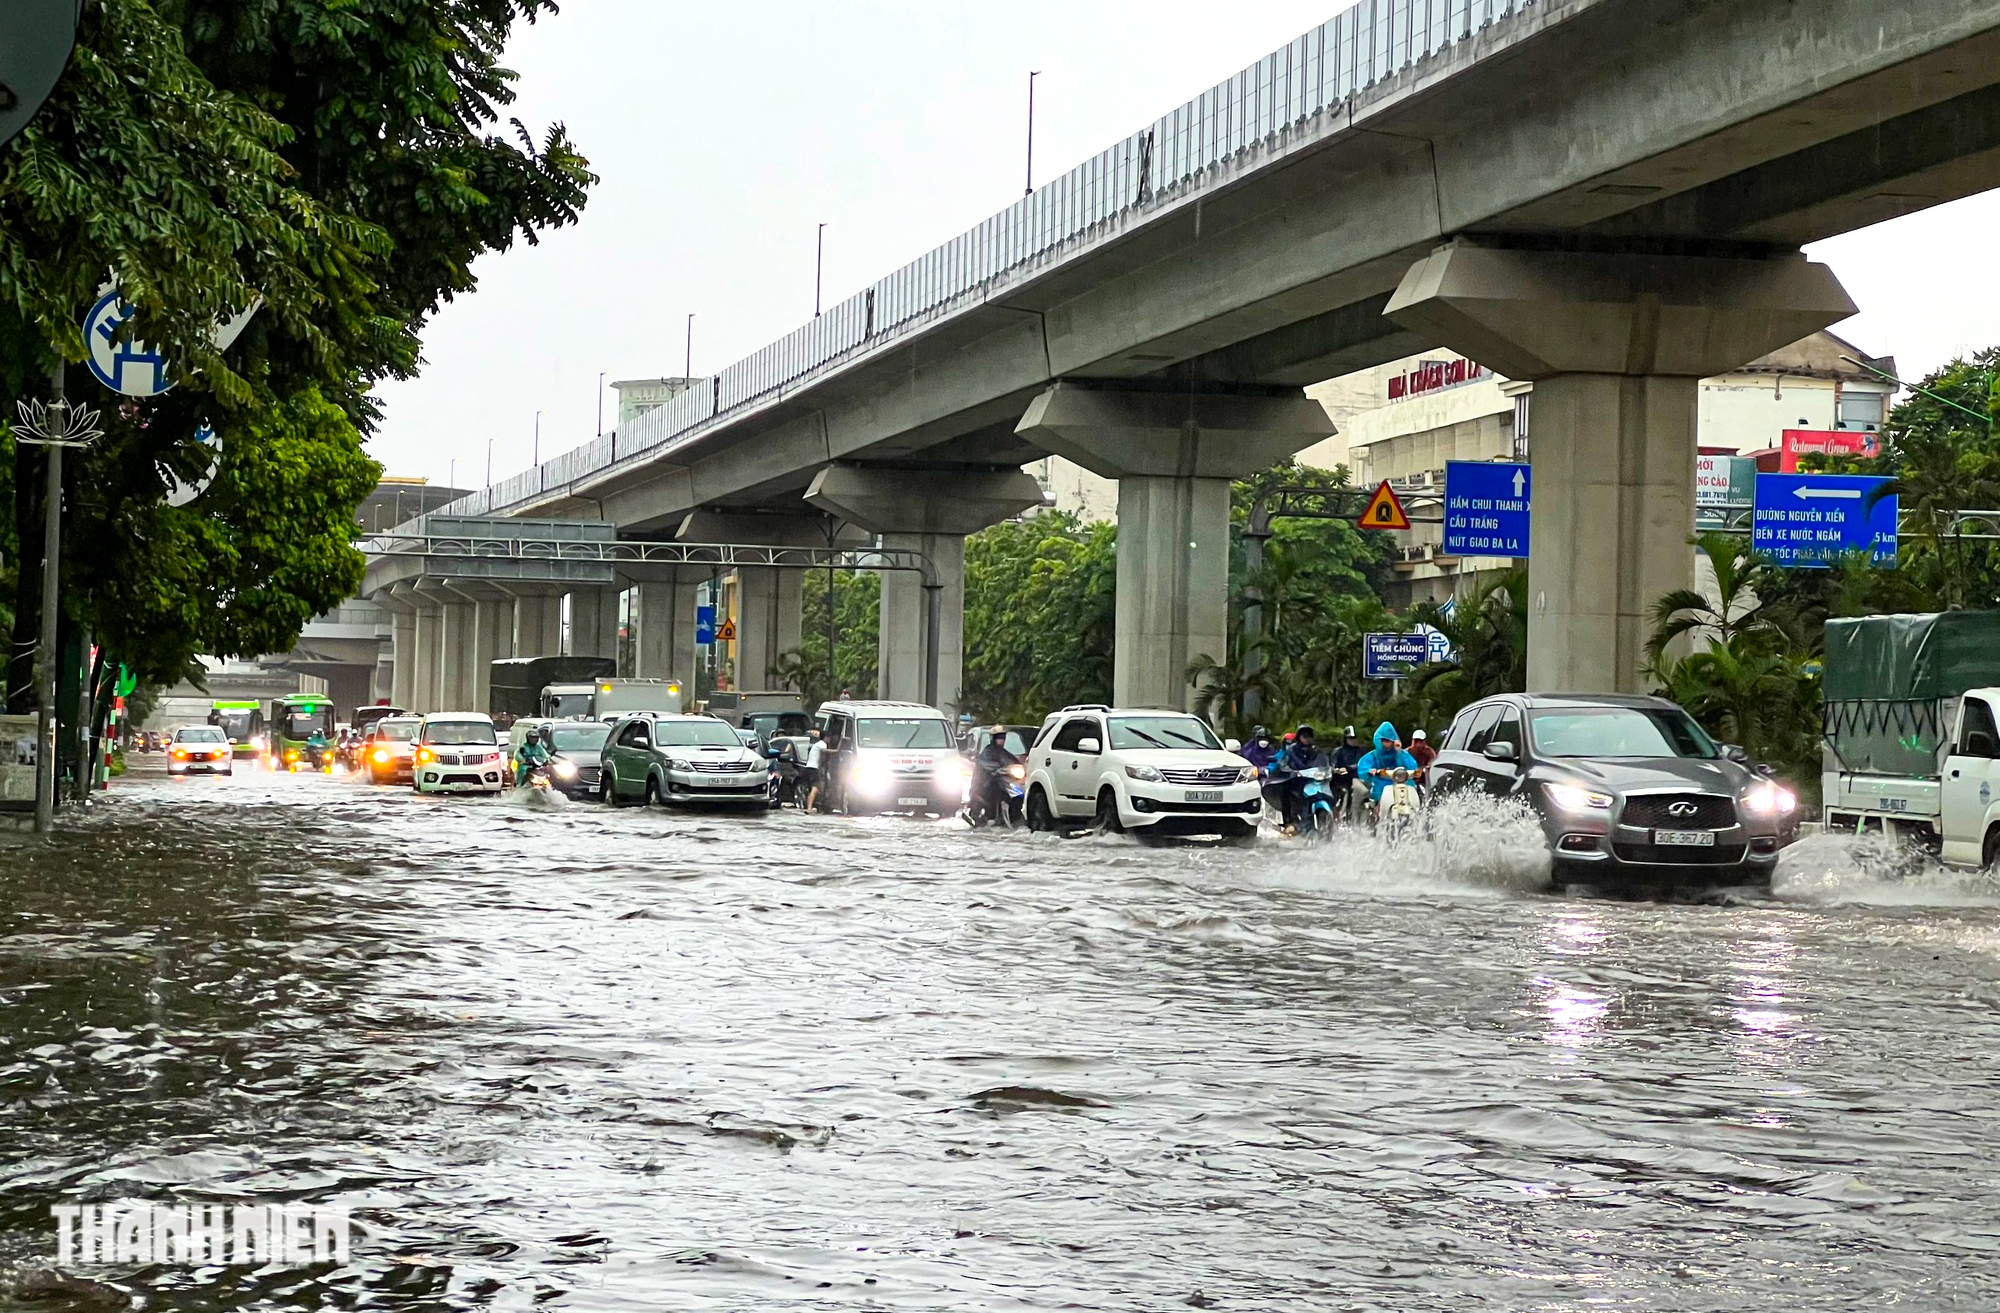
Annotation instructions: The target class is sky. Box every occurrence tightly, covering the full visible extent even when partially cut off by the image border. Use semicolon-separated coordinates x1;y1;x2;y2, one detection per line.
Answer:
365;0;2000;488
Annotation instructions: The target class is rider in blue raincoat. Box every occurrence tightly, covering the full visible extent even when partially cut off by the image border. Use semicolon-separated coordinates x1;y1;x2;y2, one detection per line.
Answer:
1354;722;1420;804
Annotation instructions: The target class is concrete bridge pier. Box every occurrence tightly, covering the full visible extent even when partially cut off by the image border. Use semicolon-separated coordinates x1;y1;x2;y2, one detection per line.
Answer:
736;567;802;689
1386;241;1856;693
471;596;514;715
635;575;702;684
567;588;621;662
513;593;563;659
1015;386;1333;711
807;467;1045;716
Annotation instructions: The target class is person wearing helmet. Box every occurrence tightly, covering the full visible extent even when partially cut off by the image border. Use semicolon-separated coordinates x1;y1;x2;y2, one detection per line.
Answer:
1240;725;1281;776
1409;727;1437;783
1274;725;1328;829
1329;725;1367;819
970;726;1022;824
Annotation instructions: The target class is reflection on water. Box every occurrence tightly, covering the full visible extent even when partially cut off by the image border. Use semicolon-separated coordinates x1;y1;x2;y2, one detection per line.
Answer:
3;771;2000;1308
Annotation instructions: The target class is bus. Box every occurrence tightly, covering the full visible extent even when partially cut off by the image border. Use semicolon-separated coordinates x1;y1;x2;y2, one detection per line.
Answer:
209;700;267;759
270;693;337;768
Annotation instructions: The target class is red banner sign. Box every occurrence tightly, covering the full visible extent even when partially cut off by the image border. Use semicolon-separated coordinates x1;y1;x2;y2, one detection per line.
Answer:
1780;429;1880;472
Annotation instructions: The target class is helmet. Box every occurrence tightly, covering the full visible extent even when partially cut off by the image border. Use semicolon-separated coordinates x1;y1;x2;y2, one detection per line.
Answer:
1251;725;1268;739
1295;724;1315;738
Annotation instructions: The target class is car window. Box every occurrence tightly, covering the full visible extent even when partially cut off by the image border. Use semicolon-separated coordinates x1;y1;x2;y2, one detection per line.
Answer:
1050;717;1096;752
375;721;419;742
854;717;953;749
422;720;497;746
1462;705;1504;753
1108;715;1222;752
1527;708;1719;759
654;720;743;748
823;714;848;748
549;724;611;753
1440;711;1475;752
1490;709;1524;753
175;727;226;743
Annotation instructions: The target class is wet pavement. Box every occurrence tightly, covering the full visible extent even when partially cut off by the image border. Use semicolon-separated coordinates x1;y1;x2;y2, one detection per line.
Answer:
5;763;2000;1309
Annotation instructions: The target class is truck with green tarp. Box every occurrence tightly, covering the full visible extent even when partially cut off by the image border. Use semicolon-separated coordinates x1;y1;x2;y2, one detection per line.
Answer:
1823;610;2000;862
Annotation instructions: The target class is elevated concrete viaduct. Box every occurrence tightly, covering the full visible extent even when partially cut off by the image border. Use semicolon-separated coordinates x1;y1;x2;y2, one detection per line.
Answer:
396;0;2000;706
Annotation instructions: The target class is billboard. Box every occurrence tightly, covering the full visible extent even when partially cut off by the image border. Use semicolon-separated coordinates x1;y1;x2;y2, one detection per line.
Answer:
1780;429;1881;472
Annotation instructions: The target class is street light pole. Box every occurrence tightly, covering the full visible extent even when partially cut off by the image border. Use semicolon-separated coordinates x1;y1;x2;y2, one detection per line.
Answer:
485;437;493;488
535;409;543;464
1026;71;1041;196
596;371;605;437
12;363;104;833
815;222;827;318
685;314;695;382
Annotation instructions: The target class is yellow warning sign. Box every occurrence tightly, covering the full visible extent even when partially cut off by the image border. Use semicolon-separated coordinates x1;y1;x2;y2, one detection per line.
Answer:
716;618;738;642
1358;480;1412;531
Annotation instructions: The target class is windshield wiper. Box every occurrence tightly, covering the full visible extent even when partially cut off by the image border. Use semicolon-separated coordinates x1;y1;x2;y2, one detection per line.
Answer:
1159;729;1212;749
1122;727;1171;749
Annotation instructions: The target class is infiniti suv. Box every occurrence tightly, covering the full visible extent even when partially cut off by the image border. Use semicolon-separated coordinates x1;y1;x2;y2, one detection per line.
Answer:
1427;693;1796;887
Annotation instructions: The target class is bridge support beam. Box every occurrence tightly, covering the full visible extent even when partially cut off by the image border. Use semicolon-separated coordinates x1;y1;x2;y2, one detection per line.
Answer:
1386;241;1855;693
567;588;620;663
736;567;802;690
387;595;418;710
433;595;478;713
411;603;443;715
1015;386;1333;711
471;599;513;717
513;593;563;659
636;575;702;684
807;467;1045;716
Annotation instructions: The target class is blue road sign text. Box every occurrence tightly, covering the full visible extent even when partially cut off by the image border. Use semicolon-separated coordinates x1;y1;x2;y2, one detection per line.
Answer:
1364;632;1431;681
1751;473;1897;568
1444;461;1532;557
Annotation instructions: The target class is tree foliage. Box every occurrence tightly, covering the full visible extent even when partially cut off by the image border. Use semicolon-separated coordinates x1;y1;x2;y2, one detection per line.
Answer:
960;512;1117;722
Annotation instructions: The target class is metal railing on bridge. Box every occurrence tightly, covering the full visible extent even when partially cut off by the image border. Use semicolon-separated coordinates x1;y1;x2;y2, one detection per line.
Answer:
445;0;1545;522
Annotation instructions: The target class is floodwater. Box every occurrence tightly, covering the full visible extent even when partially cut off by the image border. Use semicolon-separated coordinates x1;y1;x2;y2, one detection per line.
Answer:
5;766;2000;1310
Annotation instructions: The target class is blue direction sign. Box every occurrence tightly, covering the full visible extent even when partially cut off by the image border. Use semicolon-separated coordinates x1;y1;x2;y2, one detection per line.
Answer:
1752;473;1897;568
1364;632;1430;681
1443;461;1531;556
695;605;716;646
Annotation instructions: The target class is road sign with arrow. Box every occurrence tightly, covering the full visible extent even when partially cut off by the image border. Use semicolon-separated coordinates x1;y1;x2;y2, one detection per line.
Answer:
1752;472;1897;567
1443;461;1531;557
1358;480;1412;531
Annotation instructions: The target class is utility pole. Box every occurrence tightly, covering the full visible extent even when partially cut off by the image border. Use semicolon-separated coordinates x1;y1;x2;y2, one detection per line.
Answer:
596;372;605;437
12;363;103;833
485;437;493;488
685;314;695;382
815;222;827;318
1025;71;1041;195
534;410;544;464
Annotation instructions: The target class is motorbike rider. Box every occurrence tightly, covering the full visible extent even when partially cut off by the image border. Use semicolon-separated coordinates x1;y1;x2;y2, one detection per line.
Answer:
1408;728;1437;783
971;727;1021;823
1240;726;1281;775
513;730;552;784
1355;722;1421;821
304;726;333;768
1275;725;1328;829
1329;726;1367;819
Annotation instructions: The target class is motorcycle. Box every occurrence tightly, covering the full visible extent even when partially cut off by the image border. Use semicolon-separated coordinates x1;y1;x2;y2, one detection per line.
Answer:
961;761;1026;828
1374;767;1425;842
1266;765;1338;839
518;759;554;792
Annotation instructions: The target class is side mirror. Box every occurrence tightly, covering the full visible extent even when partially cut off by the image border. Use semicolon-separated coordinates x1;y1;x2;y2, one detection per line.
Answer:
1966;730;1996;759
1482;741;1518;763
1077;737;1101;755
632;732;650;749
1225;737;1242;753
1722;743;1750;765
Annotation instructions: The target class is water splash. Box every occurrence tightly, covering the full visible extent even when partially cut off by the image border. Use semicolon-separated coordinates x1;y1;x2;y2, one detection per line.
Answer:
1250;791;1552;896
1773;828;2000;906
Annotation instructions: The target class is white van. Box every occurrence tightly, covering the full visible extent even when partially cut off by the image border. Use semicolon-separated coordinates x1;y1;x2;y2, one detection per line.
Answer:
815;700;965;815
413;713;505;794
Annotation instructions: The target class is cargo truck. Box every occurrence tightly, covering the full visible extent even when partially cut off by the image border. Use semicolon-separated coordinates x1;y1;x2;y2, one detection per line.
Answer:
1822;610;2000;865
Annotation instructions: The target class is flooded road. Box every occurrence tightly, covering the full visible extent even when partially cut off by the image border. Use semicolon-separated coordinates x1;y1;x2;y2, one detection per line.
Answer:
6;767;2000;1309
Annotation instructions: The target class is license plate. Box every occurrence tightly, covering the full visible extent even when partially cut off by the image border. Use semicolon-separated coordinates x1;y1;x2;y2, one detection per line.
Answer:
1184;790;1224;803
1654;829;1716;848
898;796;929;807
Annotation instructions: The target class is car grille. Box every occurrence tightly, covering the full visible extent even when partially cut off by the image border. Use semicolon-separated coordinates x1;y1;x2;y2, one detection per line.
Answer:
1160;767;1241;785
689;761;754;774
441;773;487;786
1620;794;1736;829
1613;842;1748;866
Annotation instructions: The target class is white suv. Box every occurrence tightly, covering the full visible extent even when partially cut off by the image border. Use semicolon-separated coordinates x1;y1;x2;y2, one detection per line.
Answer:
1024;706;1260;841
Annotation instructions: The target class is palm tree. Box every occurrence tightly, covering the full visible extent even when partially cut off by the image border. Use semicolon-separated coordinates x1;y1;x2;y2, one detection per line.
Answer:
1408;569;1527;717
1643;533;1792;674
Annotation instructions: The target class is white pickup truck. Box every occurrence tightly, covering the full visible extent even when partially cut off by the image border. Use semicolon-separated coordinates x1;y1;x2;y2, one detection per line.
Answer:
1821;612;2000;866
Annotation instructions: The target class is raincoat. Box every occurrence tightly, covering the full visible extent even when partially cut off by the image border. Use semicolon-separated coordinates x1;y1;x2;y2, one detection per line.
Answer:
1354;722;1419;802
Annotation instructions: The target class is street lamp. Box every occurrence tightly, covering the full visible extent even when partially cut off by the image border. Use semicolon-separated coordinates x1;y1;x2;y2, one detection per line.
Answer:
535;409;544;464
1026;71;1041;196
685;313;695;381
596;372;605;437
13;366;104;833
815;222;827;318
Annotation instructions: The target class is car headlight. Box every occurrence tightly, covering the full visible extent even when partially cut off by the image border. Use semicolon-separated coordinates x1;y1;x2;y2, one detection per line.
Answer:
1125;764;1163;782
667;758;690;771
553;759;577;778
934;759;966;785
1743;783;1796;816
1544;782;1614;812
372;748;390;763
1236;765;1258;783
854;761;894;792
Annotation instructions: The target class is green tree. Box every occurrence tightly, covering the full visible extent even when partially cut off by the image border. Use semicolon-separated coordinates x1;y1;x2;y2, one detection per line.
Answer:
778;569;881;708
961;511;1116;721
1405;568;1528;724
